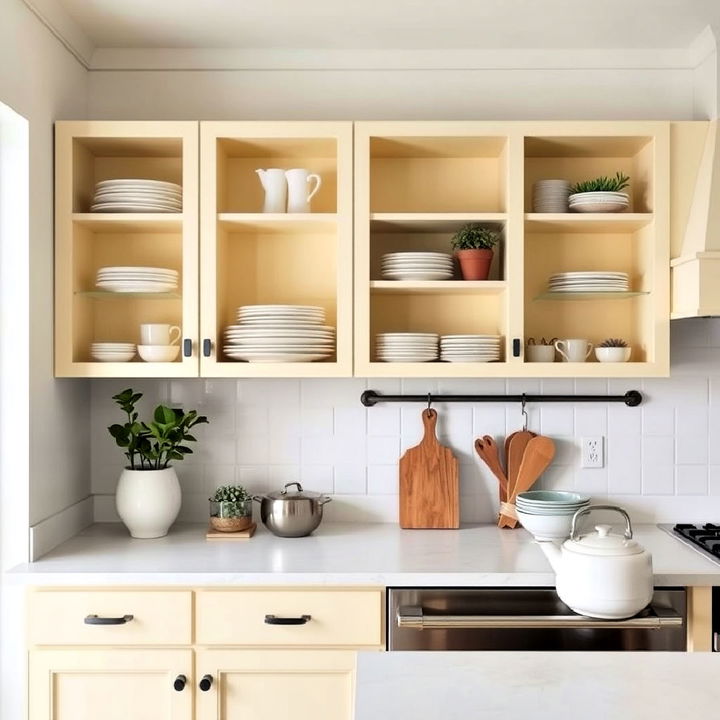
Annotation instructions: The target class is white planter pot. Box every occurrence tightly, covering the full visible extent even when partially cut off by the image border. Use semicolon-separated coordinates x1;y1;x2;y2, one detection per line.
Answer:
115;466;181;539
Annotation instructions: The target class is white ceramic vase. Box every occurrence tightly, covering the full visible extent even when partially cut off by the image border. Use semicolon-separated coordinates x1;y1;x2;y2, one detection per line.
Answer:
116;466;181;539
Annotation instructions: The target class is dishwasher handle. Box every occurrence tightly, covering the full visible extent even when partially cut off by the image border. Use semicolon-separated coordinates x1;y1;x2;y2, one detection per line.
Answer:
397;605;683;630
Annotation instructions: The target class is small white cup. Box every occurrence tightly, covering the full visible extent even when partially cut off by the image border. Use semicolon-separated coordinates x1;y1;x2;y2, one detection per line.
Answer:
554;338;593;362
595;346;632;363
140;324;181;346
526;345;556;362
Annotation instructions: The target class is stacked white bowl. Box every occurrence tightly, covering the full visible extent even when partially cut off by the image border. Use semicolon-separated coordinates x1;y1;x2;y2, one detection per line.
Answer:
532;180;570;213
516;490;590;540
376;333;438;362
381;252;454;281
90;343;136;362
440;334;502;363
568;191;629;213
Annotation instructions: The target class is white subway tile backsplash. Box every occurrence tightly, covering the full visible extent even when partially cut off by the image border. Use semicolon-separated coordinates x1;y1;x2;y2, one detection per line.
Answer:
90;320;720;523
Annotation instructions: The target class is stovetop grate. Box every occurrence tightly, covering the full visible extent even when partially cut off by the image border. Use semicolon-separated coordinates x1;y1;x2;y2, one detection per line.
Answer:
672;523;720;557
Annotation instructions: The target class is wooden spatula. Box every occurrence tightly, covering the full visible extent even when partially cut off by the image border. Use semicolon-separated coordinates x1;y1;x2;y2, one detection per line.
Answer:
399;408;459;529
512;435;556;502
506;431;536;500
474;436;508;500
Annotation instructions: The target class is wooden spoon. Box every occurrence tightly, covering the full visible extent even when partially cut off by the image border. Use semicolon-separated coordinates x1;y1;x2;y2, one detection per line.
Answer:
474;436;508;500
506;431;536;500
512;435;556;504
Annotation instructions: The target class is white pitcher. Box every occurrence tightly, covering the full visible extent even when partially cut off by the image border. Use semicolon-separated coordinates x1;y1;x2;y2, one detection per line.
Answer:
255;168;287;213
285;168;322;213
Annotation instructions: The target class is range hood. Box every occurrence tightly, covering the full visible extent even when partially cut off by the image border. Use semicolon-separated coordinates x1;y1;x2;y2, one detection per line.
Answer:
671;120;720;318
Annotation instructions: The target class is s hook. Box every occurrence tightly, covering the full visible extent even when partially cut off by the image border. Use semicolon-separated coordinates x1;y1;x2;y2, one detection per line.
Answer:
521;394;528;431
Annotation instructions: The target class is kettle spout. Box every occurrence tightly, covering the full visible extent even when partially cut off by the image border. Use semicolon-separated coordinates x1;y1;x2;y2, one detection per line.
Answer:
537;540;563;573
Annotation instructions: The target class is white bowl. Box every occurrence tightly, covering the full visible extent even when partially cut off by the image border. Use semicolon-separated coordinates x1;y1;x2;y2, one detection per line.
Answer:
595;347;632;363
516;509;574;541
137;344;180;362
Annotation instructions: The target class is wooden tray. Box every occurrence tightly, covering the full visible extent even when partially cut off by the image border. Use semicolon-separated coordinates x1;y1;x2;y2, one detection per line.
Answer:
206;522;257;540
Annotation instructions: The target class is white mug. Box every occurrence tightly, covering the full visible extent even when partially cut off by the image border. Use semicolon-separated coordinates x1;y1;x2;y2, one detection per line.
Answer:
526;345;556;362
141;324;181;346
285;168;322;213
554;338;593;362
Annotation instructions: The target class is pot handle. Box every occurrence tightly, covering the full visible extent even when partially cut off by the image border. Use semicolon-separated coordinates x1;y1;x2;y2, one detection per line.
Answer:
252;495;263;503
281;482;303;495
570;505;632;541
319;496;332;506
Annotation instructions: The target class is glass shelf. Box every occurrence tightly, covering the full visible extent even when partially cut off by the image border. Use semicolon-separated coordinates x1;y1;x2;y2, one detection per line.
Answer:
534;291;649;301
75;290;182;300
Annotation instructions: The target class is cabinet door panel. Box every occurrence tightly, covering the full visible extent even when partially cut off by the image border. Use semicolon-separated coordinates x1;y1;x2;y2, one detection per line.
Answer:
29;649;193;720
196;649;355;720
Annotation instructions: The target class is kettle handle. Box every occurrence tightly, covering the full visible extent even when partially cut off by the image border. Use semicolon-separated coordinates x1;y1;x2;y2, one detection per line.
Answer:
570;505;632;542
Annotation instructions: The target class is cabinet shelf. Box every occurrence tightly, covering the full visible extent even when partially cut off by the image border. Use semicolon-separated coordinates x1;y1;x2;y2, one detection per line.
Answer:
370;280;506;295
218;213;338;233
71;213;184;232
370;213;506;233
524;213;653;233
535;291;649;301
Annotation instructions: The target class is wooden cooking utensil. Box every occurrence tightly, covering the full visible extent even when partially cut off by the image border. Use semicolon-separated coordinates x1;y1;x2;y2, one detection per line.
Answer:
512;435;556;502
506;431;536;500
474;436;508;500
399;408;459;529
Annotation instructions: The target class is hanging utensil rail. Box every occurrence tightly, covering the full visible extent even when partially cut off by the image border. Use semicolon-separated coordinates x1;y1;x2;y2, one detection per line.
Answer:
360;389;642;407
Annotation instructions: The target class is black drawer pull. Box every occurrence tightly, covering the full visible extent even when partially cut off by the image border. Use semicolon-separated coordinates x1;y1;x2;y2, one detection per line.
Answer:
203;338;212;357
513;338;521;358
199;674;213;692
183;338;192;357
84;614;134;625
264;614;312;625
173;675;187;692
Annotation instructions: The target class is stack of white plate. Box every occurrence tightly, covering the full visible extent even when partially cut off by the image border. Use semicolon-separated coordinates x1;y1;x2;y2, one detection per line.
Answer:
91;179;182;213
532;180;570;213
568;191;629;213
381;252;454;281
224;305;335;363
90;342;136;362
376;333;439;362
516;490;591;541
96;266;179;293
548;271;629;293
440;335;502;363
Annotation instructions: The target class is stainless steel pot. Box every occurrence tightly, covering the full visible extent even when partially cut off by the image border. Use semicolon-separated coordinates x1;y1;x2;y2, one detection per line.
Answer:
253;482;332;537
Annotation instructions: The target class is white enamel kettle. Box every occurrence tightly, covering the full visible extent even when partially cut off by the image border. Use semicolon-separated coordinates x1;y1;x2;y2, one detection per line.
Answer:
538;505;653;620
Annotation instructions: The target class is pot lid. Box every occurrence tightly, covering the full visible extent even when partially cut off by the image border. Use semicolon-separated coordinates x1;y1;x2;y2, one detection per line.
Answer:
564;524;645;557
265;482;324;501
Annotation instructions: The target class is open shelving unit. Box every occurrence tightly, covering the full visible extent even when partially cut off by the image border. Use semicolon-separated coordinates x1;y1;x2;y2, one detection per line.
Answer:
54;121;199;377
199;122;353;377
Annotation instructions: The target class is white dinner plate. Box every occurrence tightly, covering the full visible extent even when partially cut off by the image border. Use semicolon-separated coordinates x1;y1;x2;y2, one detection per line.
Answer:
96;178;181;190
224;351;330;363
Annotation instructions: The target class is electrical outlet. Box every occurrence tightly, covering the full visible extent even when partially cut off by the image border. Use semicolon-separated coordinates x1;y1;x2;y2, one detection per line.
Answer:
582;436;604;468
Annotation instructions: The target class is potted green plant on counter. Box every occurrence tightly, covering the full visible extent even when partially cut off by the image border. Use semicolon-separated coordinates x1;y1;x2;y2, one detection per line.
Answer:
209;485;253;532
108;388;209;539
450;224;500;280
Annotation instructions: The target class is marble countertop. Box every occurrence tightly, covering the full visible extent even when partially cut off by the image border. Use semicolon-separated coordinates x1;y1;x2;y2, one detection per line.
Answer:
8;521;720;586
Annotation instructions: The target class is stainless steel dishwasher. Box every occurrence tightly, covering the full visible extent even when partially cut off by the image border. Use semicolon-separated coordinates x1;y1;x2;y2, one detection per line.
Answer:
388;588;686;651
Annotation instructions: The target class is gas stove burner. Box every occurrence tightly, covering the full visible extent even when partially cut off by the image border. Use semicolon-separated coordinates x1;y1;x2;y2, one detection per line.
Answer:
673;524;720;557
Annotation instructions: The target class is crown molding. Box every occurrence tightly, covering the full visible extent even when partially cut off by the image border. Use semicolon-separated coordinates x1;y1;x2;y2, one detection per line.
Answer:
688;25;717;66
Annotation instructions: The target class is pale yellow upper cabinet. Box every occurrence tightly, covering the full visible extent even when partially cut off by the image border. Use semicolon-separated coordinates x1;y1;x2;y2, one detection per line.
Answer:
354;121;670;377
54;121;200;377
199;121;354;377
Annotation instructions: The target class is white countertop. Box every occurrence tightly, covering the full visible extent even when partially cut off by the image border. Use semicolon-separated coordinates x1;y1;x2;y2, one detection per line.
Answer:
8;522;720;586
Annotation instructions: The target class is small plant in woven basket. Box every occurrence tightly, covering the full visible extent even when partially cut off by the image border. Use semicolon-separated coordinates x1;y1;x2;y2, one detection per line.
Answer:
599;338;628;348
209;485;252;532
570;172;630;194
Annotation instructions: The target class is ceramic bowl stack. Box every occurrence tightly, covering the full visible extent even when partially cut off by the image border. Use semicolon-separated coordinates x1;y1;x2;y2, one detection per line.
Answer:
381;252;454;281
224;305;335;363
440;335;502;363
90;179;182;213
96;266;179;293
532;180;570;213
376;333;438;362
90;342;136;362
547;271;629;294
569;191;629;213
516;490;591;540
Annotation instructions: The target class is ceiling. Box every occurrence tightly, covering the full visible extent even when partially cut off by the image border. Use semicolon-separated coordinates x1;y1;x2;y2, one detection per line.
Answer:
54;0;720;51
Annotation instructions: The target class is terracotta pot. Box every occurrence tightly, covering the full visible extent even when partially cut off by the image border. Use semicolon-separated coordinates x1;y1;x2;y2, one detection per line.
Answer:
455;249;493;281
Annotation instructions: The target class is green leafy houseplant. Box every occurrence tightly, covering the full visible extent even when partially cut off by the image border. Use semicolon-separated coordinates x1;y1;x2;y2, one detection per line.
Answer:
108;388;209;470
570;172;630;194
209;484;253;532
450;224;500;251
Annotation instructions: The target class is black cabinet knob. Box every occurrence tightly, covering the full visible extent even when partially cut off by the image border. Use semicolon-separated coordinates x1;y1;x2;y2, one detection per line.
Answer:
264;614;312;625
199;674;213;692
183;338;192;357
512;338;521;358
202;339;212;357
173;675;187;692
84;614;134;625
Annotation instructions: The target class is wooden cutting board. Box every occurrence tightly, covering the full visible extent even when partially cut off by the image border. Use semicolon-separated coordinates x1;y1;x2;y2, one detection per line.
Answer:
399;408;459;529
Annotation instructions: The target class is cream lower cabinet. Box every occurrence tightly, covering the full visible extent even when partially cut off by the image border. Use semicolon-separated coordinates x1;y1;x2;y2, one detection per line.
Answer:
195;649;356;720
29;649;194;720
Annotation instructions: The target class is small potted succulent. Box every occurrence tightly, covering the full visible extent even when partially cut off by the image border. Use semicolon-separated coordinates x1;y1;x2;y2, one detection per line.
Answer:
108;388;208;538
595;338;632;363
569;172;630;213
526;336;558;363
209;485;253;532
450;224;500;280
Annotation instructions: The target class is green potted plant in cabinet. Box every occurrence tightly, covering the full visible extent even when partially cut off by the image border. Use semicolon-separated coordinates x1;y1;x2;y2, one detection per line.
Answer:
108;388;209;538
450;224;500;280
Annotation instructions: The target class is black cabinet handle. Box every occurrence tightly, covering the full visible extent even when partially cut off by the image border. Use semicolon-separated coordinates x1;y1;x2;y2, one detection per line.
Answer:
202;339;212;357
84;614;134;625
512;338;521;358
264;614;312;625
199;674;213;692
173;675;187;692
183;338;192;357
